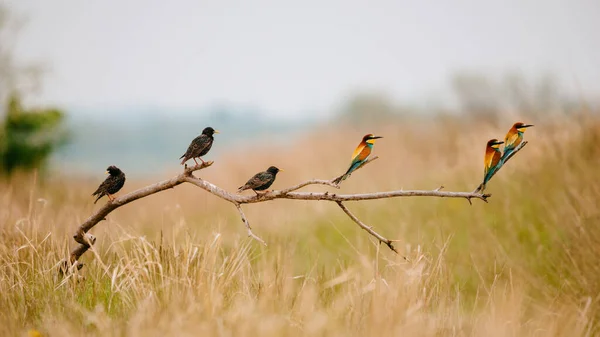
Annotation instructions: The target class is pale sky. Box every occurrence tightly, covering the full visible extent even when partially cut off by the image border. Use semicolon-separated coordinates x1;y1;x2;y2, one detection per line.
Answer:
7;0;600;118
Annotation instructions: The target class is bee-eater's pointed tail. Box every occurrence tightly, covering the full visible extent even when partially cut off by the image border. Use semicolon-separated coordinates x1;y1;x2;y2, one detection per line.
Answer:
474;183;485;194
332;174;348;185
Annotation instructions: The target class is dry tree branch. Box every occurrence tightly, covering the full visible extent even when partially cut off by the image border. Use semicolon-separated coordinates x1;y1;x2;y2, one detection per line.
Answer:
234;203;267;246
336;201;399;254
64;155;490;274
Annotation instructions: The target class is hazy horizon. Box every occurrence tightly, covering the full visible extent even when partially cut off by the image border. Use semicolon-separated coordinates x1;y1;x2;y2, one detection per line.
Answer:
8;0;600;118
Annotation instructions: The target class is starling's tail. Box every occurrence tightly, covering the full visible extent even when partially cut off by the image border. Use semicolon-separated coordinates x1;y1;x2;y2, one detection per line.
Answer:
93;194;103;204
237;186;246;193
180;155;187;165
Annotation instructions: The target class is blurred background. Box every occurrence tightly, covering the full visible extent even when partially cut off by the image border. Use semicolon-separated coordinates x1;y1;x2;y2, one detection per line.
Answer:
2;2;600;336
1;0;598;177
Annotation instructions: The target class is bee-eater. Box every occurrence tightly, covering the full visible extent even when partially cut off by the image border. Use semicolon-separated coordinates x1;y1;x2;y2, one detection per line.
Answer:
502;122;534;161
332;134;383;184
475;139;504;193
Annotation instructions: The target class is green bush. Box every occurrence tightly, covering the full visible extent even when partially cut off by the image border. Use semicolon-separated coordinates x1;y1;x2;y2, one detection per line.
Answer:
0;94;67;175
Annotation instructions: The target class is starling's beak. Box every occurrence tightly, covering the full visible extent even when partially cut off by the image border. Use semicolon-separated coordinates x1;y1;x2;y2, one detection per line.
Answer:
279;169;285;172
214;130;220;134
105;171;109;174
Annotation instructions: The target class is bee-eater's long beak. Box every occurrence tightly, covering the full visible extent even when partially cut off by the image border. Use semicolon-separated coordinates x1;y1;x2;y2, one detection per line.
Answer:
371;136;383;139
494;141;504;145
522;124;534;128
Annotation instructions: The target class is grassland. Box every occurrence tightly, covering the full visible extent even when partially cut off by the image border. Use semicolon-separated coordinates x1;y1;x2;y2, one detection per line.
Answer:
1;116;599;336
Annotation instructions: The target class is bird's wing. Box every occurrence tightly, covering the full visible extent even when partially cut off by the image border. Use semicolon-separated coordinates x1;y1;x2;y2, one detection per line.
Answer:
244;172;269;189
504;132;520;150
107;175;126;194
484;150;494;176
491;150;502;170
182;135;208;157
351;142;367;161
485;150;502;176
92;176;112;196
196;135;212;152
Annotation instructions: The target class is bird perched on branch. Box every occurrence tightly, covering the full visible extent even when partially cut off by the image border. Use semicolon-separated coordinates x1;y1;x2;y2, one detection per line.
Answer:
238;166;283;195
180;127;219;165
502;122;533;161
475;139;504;193
92;165;126;203
332;134;383;185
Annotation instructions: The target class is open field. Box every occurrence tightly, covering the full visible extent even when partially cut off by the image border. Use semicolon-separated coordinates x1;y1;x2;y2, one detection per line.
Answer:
1;116;600;336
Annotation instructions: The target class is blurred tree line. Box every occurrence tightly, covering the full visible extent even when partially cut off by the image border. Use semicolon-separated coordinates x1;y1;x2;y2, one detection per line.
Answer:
0;4;67;176
450;72;574;124
337;72;580;126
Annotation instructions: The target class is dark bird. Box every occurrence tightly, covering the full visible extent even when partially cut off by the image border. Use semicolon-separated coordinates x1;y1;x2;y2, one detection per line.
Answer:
502;122;534;161
92;165;126;204
237;166;283;195
332;133;383;184
180;127;219;165
474;139;504;193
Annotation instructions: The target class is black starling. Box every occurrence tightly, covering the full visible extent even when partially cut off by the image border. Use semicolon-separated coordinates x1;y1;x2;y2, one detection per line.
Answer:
92;165;126;204
237;166;283;195
180;127;219;165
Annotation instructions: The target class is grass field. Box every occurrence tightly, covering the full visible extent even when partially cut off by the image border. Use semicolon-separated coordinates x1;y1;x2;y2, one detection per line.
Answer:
1;115;600;336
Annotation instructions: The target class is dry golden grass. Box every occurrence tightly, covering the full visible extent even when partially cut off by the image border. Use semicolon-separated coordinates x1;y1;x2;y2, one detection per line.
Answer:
1;115;600;336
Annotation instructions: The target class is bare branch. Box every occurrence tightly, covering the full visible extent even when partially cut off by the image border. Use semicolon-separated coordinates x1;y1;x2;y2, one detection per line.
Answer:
234;203;267;246
336;201;400;254
65;157;491;274
69;161;213;263
279;179;340;193
183;175;490;204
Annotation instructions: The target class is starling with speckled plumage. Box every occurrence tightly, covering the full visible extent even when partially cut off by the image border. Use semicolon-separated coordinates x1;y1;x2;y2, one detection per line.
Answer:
237;166;282;195
180;127;219;165
92;165;126;204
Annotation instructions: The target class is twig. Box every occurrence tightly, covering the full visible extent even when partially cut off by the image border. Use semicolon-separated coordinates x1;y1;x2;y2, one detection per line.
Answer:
279;179;340;194
336;201;400;255
65;157;490;273
234;203;267;246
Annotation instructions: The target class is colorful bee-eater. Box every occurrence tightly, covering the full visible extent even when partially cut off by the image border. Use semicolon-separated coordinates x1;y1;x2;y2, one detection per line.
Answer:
502;122;534;161
475;139;504;193
332;134;382;184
